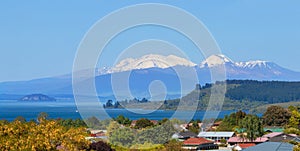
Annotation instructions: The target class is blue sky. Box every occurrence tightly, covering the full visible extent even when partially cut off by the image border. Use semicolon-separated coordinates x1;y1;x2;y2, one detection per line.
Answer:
1;0;300;82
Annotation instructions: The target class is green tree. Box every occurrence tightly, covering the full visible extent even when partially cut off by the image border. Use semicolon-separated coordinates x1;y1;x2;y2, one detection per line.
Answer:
134;118;154;129
187;121;200;134
262;106;291;126
85;116;101;129
239;115;264;141
218;110;246;131
115;115;132;126
89;141;115;151
109;127;135;148
135;121;176;145
107;121;120;137
158;118;169;125
58;118;87;128
284;127;300;135
14;116;26;123
288;106;300;129
164;139;185;151
105;100;114;108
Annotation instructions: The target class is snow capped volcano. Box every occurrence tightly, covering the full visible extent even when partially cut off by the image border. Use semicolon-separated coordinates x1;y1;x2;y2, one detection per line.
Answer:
108;54;196;73
199;54;234;68
236;60;271;69
199;54;276;69
92;53;300;82
197;54;300;79
2;53;300;98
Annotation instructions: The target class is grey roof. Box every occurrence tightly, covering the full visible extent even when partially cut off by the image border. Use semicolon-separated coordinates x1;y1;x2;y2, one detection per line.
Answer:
198;132;235;137
179;131;198;138
243;142;294;151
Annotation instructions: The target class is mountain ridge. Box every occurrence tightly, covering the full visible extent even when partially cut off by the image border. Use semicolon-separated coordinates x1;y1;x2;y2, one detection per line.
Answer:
1;54;300;99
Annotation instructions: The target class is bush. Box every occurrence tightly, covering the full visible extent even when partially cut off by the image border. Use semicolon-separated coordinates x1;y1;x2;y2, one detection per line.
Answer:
89;141;115;151
284;127;300;135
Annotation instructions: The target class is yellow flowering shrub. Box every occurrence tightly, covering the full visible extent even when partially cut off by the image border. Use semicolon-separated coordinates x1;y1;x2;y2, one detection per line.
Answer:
0;119;89;151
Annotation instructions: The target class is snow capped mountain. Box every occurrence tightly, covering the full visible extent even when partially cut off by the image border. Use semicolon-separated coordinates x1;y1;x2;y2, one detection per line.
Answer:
95;54;296;80
236;60;270;69
1;53;300;98
199;54;234;68
199;54;277;69
199;54;281;70
105;54;196;73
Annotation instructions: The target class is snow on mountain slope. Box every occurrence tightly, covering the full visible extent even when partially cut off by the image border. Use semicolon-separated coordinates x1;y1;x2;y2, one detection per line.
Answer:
236;60;270;69
93;53;299;81
108;54;196;73
2;53;300;97
199;54;277;70
199;54;234;68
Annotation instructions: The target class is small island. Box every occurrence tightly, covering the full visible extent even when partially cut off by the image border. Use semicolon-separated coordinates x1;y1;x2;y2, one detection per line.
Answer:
19;94;56;102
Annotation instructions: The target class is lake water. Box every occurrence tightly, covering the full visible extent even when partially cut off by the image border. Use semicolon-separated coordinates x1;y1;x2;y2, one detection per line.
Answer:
0;99;237;121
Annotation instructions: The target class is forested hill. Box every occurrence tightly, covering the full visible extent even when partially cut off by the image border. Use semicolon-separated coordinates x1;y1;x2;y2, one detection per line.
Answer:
108;80;300;111
183;80;300;103
222;80;300;103
161;80;300;111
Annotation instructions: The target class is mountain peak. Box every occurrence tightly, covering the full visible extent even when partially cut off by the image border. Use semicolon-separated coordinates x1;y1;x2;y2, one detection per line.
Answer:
199;54;233;68
110;54;196;73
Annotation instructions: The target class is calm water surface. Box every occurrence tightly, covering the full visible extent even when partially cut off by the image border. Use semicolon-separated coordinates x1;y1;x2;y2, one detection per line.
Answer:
0;99;238;121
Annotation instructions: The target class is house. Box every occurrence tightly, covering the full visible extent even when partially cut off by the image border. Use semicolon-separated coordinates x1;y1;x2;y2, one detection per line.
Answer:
263;132;300;142
232;145;242;151
263;127;284;133
87;129;107;140
209;121;222;131
182;137;218;150
88;129;107;134
233;143;256;150
172;131;198;141
243;142;294;151
180;122;203;130
228;137;268;145
198;131;235;143
95;131;106;137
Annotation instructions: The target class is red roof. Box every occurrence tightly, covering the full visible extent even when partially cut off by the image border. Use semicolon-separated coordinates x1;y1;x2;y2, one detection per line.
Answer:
95;132;105;137
238;143;256;148
263;132;283;138
183;137;213;145
228;137;268;143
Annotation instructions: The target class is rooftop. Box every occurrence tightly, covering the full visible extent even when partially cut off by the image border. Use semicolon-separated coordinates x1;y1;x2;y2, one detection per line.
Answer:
243;142;294;151
179;131;198;138
263;132;283;138
228;137;268;143
263;127;284;132
238;143;256;149
183;137;214;146
198;131;235;137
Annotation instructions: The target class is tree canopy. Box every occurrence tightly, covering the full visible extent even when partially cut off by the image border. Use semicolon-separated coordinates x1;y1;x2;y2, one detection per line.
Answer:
262;105;291;126
239;114;264;141
134;118;154;129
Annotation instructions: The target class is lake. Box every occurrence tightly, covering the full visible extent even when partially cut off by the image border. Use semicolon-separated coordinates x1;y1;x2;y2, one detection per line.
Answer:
0;99;238;121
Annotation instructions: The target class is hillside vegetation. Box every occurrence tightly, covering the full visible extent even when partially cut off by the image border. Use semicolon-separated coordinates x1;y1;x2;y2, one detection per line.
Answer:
110;80;300;111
